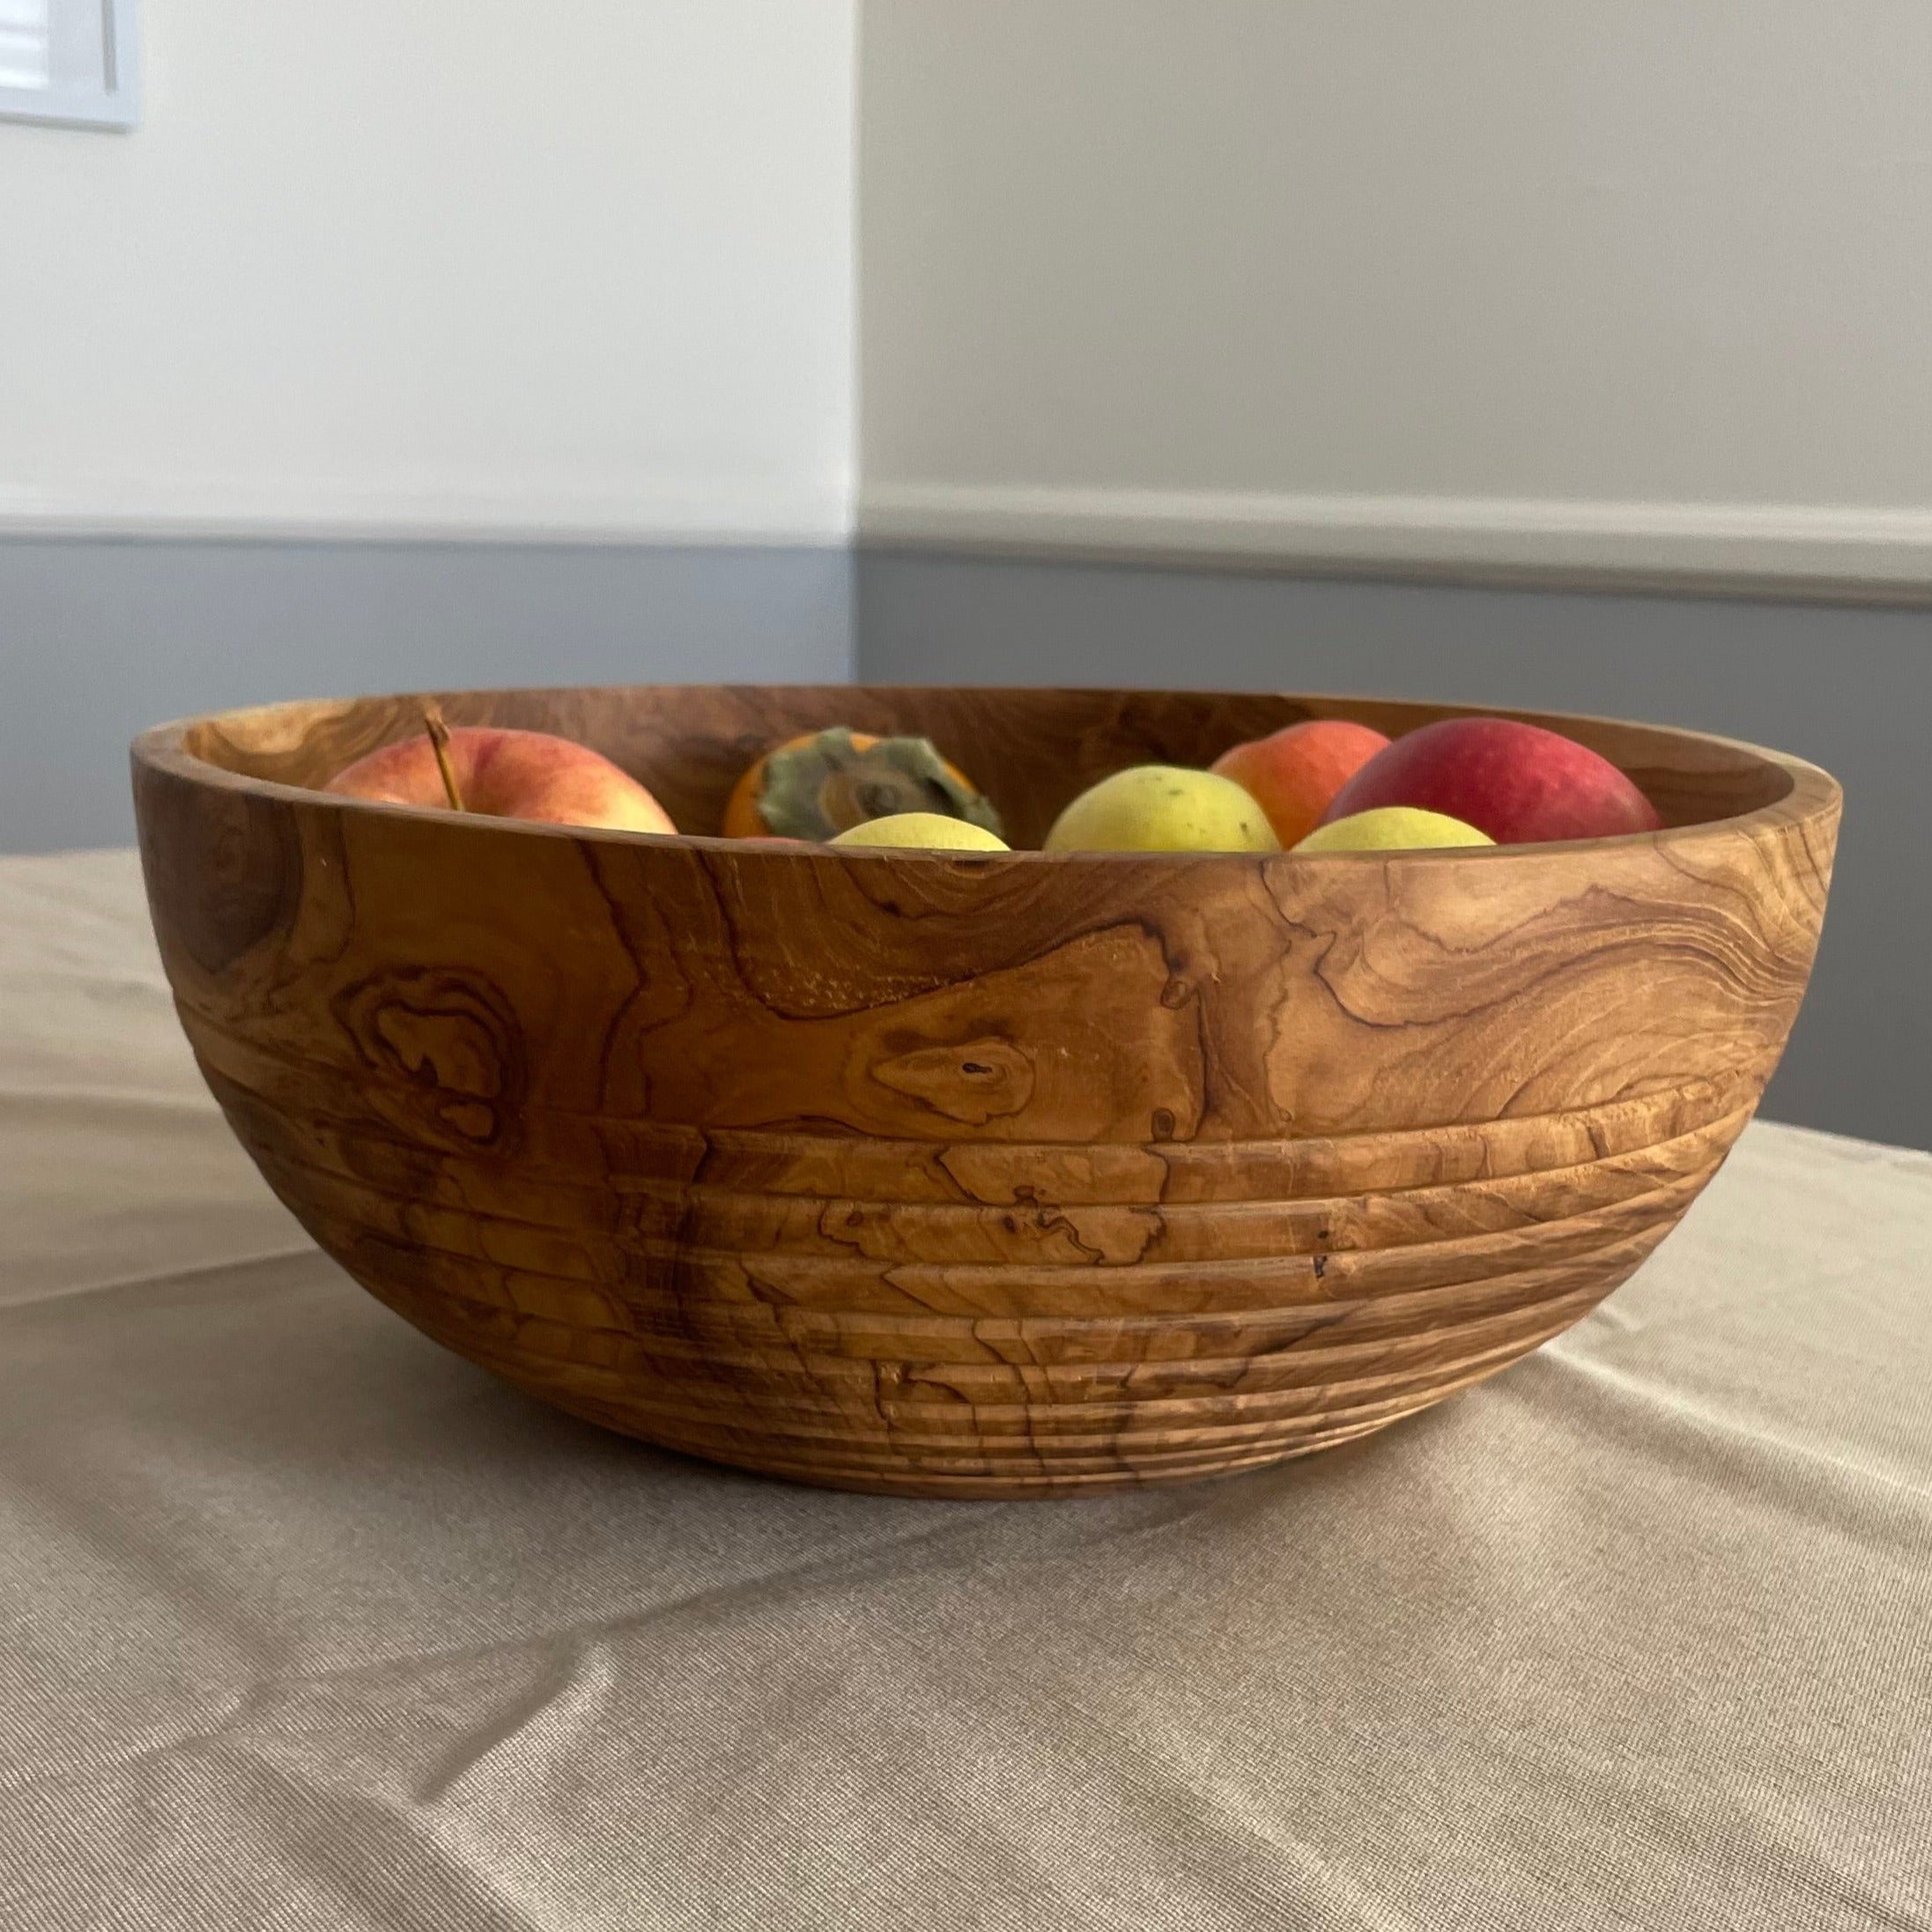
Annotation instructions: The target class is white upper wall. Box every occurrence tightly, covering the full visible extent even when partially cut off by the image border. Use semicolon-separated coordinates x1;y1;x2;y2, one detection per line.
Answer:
860;2;1932;588
0;1;855;541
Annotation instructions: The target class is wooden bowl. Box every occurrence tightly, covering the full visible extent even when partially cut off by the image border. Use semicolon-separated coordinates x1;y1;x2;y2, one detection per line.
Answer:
132;686;1839;1498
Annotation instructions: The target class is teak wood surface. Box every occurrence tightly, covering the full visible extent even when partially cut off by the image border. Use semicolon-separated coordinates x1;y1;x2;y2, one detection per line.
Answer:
132;686;1839;1497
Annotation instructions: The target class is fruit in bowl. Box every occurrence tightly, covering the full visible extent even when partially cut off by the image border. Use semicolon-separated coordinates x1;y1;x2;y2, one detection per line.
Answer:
725;727;1002;843
326;714;675;836
1045;766;1280;853
1319;716;1662;845
1294;806;1493;853
830;812;1010;851
1210;719;1390;847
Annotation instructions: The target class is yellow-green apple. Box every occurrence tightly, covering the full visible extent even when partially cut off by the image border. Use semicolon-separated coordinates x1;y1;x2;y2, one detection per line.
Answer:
325;726;677;834
1293;806;1493;853
829;812;1009;851
1045;767;1280;853
1211;719;1390;847
1320;717;1662;845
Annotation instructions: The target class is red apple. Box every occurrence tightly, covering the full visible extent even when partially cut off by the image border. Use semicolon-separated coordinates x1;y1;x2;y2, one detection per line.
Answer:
1320;717;1662;845
1211;719;1391;848
325;725;677;835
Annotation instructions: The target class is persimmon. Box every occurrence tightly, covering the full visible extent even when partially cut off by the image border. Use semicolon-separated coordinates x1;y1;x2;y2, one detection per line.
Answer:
723;727;1002;842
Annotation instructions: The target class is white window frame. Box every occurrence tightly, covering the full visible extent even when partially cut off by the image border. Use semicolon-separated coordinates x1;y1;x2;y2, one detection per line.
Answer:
0;0;139;130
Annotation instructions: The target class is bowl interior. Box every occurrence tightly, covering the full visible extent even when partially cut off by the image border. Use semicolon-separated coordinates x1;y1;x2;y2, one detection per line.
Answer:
174;685;1800;848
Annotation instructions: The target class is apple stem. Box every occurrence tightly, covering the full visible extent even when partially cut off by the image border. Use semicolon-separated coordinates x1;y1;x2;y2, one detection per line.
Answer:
420;701;466;812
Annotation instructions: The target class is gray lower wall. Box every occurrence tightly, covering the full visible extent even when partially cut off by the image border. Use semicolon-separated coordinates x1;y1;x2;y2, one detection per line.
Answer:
858;550;1929;1150
2;533;1922;1145
0;537;853;854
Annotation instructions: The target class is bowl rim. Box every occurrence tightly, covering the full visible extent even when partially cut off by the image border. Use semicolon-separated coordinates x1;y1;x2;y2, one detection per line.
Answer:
130;683;1842;865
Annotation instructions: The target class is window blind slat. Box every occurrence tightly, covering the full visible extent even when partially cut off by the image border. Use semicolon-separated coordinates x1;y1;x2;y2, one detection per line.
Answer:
0;0;49;89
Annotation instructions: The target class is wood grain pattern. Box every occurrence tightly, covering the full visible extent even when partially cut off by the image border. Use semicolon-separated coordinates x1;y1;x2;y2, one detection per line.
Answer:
132;685;1839;1497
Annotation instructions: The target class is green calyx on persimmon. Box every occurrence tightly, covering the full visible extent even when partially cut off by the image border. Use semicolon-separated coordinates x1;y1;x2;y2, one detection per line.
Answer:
728;727;1003;842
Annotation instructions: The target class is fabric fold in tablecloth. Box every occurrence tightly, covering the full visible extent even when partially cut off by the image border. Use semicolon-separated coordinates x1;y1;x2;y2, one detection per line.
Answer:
2;851;1928;1932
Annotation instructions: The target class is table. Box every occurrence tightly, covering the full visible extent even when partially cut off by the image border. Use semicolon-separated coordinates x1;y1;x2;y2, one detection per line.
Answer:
3;850;1928;1932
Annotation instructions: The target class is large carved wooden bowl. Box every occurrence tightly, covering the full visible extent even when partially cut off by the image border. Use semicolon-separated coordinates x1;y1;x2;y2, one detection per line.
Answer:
132;686;1839;1498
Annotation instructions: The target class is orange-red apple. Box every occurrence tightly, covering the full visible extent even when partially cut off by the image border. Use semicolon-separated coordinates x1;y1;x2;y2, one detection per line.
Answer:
325;726;677;835
1211;719;1392;848
1320;717;1662;845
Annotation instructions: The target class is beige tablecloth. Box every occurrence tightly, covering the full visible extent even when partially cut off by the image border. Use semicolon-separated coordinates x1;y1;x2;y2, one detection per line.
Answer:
2;850;1928;1932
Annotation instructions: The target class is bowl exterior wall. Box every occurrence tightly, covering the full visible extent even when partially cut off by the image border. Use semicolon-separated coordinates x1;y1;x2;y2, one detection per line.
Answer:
133;691;1838;1496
